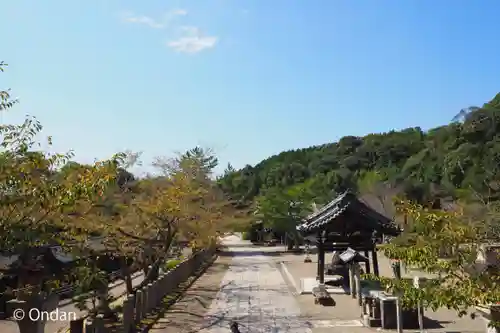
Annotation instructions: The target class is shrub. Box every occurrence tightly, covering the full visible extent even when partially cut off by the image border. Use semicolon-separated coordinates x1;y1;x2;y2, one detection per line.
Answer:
164;259;181;271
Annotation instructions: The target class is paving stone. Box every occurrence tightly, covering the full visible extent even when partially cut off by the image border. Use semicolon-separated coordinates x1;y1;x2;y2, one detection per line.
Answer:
200;240;312;333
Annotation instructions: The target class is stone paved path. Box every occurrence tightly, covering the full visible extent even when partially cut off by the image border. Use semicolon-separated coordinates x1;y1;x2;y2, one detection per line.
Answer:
200;236;312;333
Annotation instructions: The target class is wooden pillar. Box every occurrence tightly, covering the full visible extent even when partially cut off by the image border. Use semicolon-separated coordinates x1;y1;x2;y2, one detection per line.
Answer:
354;263;362;306
316;235;321;281
349;263;356;297
372;248;379;277
392;261;402;280
364;250;371;274
318;237;325;284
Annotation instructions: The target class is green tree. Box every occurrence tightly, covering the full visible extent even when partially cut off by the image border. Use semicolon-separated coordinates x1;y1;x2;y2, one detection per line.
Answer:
371;199;500;330
219;93;500;211
0;62;18;111
255;184;312;249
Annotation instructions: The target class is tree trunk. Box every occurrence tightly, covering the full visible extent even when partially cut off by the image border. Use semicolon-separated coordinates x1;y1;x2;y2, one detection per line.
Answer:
293;232;300;249
287;233;293;250
97;289;112;317
135;228;175;291
95;278;113;318
286;231;300;250
135;257;164;291
119;257;134;295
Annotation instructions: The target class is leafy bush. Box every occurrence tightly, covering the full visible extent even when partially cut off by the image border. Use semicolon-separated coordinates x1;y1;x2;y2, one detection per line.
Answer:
164;259;181;271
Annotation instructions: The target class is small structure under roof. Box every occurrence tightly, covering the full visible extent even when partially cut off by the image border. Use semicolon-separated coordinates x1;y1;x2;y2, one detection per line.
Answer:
298;191;400;236
339;247;368;264
296;191;401;285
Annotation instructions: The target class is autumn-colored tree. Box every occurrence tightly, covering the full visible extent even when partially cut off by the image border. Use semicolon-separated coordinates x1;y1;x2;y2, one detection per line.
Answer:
0;63;129;331
56;155;135;318
372;199;500;329
0;116;122;276
114;147;246;292
0;129;122;331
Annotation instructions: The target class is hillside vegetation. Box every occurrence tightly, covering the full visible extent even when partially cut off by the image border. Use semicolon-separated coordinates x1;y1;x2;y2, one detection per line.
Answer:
217;93;500;321
219;93;500;209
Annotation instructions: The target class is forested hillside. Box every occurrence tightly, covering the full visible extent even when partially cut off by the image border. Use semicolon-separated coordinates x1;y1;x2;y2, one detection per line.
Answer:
219;93;500;209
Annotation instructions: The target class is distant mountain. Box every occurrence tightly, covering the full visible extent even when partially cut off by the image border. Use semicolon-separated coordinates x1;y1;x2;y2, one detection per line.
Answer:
219;93;500;207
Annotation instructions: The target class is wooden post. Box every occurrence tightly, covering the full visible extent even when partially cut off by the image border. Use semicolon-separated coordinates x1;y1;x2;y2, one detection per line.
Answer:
354;263;362;306
69;318;84;333
158;274;166;303
94;314;105;333
316;234;321;281
134;290;143;324
318;238;325;284
142;286;150;315
163;272;171;297
349;263;356;297
413;277;424;333
395;261;403;333
396;296;403;333
151;281;158;308
364;250;371;274
148;282;155;310
84;318;94;333
372;249;379;276
122;294;135;333
392;260;402;279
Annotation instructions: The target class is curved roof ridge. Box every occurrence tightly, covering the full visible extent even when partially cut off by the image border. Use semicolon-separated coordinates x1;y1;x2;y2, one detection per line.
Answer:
297;191;401;235
304;191;352;221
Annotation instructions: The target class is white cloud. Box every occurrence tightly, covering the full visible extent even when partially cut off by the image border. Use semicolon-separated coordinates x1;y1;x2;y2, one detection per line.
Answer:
123;15;164;29
122;9;188;29
168;9;188;17
121;10;217;54
168;36;218;54
167;26;218;54
179;25;200;35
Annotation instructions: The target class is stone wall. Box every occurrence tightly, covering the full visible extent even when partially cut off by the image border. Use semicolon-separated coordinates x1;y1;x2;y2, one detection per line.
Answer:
76;248;215;333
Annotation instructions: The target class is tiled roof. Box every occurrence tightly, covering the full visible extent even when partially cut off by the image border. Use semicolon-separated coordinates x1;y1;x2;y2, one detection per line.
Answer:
296;191;400;235
297;192;353;232
304;191;351;222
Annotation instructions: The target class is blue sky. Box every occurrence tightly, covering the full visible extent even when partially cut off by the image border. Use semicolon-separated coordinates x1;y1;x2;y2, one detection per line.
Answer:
1;0;499;175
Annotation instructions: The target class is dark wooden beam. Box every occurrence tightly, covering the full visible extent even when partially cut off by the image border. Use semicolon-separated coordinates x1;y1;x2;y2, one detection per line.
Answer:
372;248;379;276
364;250;371;274
316;232;321;281
318;237;325;284
324;242;375;252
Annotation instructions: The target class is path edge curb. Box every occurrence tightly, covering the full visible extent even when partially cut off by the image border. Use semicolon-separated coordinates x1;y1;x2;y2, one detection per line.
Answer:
279;261;301;295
